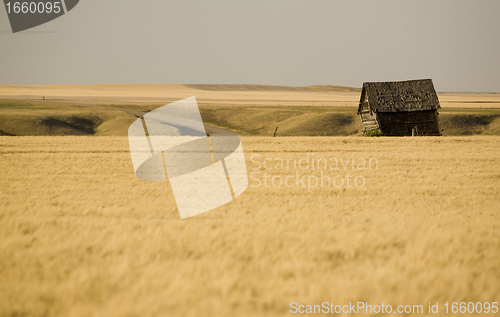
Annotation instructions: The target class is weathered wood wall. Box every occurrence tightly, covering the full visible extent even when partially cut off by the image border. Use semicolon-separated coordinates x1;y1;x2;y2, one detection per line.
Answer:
376;110;441;136
359;91;379;132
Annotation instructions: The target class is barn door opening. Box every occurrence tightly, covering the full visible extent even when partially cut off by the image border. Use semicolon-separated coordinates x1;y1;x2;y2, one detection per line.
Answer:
407;125;418;136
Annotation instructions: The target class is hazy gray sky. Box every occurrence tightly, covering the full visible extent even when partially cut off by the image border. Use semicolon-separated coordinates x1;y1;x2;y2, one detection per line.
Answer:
1;0;499;92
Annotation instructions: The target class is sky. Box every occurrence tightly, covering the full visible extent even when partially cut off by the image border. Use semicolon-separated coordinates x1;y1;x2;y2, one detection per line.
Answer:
0;0;499;92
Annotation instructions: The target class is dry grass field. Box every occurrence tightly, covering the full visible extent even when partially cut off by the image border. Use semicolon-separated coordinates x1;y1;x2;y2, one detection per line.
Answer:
1;136;499;317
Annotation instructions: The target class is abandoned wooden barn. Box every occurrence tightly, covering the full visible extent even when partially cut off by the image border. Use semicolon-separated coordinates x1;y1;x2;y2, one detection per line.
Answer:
358;79;441;136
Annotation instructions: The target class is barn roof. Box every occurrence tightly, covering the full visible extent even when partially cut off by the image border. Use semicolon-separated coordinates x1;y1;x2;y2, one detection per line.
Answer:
358;79;441;113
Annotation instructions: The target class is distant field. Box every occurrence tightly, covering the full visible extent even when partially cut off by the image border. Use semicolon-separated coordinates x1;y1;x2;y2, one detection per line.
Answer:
0;84;362;107
1;100;500;137
1;84;499;108
1;136;499;317
184;84;361;93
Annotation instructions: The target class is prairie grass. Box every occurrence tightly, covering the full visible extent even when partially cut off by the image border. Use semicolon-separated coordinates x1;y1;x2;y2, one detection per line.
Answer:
1;136;499;316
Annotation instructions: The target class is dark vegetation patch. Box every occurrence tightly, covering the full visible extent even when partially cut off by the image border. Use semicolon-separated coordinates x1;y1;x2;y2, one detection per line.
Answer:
40;116;101;135
439;114;499;136
0;115;103;136
0;129;15;136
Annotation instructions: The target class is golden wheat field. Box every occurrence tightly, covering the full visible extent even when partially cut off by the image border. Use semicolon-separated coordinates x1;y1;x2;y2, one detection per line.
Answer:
1;135;499;317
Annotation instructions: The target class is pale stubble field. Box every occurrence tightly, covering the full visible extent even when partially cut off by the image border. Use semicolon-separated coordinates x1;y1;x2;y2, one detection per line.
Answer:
1;136;499;317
